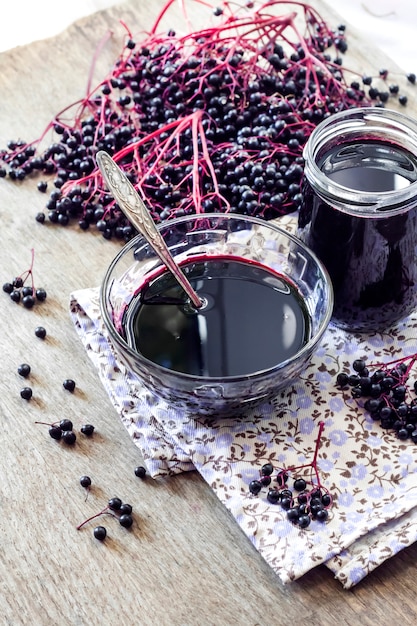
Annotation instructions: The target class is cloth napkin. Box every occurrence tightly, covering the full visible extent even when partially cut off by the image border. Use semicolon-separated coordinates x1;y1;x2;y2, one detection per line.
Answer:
70;274;417;589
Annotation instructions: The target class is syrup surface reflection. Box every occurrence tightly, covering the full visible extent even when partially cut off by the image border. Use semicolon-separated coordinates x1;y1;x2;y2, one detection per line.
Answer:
123;256;311;377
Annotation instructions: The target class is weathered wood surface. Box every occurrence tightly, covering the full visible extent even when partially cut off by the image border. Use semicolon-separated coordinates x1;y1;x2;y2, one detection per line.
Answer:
0;2;416;625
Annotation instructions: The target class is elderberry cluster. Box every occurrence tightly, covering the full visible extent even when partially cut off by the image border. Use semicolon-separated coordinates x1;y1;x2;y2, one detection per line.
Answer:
249;463;331;528
2;249;47;308
337;357;417;442
1;2;413;240
35;418;95;445
77;494;135;540
2;277;46;308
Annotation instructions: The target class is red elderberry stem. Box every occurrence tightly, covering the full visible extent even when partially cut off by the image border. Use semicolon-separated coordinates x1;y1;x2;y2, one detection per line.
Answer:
76;507;115;530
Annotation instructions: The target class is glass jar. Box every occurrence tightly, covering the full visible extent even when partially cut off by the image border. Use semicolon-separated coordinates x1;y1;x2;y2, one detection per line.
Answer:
298;107;417;331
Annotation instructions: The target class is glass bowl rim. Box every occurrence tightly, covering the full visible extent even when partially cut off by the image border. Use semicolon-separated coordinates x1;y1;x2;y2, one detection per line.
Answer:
99;212;334;383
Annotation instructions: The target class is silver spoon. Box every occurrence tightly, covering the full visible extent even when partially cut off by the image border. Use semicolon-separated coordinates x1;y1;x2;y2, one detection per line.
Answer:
96;150;202;309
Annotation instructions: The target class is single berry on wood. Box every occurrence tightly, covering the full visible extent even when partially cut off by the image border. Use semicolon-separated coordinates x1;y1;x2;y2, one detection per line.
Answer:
80;475;92;488
134;465;147;478
20;387;32;400
63;379;76;392
17;363;31;377
80;424;95;436
93;526;107;541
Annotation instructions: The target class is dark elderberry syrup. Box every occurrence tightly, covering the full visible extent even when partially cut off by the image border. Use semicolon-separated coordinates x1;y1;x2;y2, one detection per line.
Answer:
122;256;311;377
299;115;417;332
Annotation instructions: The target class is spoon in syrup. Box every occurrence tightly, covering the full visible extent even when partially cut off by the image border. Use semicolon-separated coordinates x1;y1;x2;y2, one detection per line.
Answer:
96;150;203;309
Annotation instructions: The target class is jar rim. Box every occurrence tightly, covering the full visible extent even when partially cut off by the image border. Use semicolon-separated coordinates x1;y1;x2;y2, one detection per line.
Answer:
303;107;417;216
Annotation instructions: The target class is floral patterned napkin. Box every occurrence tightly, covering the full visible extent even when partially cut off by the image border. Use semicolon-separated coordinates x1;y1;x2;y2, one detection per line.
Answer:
69;283;417;588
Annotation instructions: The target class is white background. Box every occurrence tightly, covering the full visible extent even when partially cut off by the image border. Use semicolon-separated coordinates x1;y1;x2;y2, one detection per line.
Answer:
0;0;416;71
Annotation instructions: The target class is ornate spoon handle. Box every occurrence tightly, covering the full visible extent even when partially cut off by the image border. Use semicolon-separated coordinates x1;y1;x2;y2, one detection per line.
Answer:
96;151;202;308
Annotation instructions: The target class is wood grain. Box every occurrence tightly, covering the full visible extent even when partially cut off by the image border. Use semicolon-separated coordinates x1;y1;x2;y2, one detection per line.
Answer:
0;1;416;625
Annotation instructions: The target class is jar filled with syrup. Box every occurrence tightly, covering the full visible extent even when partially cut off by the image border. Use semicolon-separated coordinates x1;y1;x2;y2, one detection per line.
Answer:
298;107;417;331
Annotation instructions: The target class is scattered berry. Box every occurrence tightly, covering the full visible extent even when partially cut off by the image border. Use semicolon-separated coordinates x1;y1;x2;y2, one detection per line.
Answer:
34;326;47;339
20;387;33;400
63;379;76;392
80;475;92;488
93;526;107;541
134;465;147;478
17;363;31;378
80;424;95;436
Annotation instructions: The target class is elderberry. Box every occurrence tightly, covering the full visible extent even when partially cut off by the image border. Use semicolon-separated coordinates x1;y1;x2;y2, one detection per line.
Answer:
49;426;62;440
35;326;46;339
134;465;147;478
62;431;77;445
17;363;31;378
80;424;95;436
93;526;107;541
2;5;413;237
3;250;46;309
108;497;123;511
59;419;73;431
336;354;417;442
63;379;76;392
119;514;134;528
80;475;92;488
20;387;32;400
248;423;332;527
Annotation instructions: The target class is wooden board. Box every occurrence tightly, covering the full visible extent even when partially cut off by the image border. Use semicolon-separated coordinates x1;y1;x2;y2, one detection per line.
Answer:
0;1;416;624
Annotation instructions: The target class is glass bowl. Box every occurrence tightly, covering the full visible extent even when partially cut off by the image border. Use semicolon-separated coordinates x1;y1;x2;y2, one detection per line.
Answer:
100;213;333;416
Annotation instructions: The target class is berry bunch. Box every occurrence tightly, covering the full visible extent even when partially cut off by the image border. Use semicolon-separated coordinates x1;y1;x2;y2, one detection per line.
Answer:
77;495;135;540
35;418;95;444
249;422;332;527
337;355;417;442
1;1;414;240
2;249;47;308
